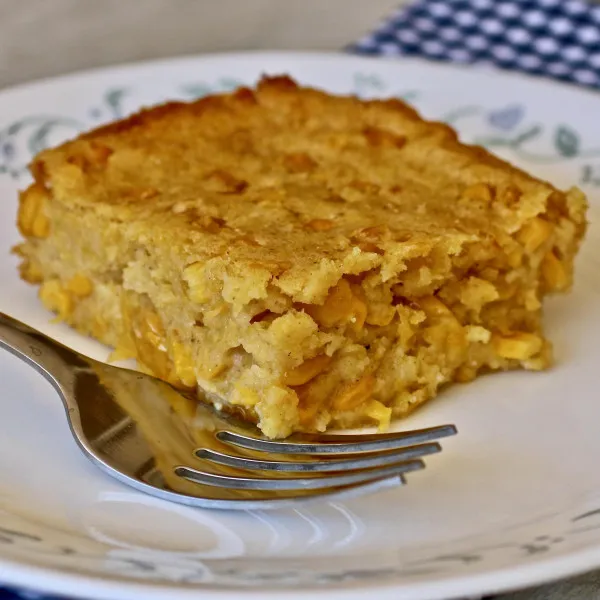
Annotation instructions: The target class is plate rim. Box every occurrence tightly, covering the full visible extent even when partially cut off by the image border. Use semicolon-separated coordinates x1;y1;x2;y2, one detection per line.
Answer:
2;541;600;600
1;49;599;600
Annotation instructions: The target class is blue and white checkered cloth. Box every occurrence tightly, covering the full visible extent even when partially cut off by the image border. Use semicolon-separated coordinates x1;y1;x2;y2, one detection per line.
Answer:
351;0;600;88
0;591;57;600
3;1;600;599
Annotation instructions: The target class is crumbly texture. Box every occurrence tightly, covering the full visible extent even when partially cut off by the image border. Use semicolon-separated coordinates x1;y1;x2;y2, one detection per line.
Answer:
14;76;588;438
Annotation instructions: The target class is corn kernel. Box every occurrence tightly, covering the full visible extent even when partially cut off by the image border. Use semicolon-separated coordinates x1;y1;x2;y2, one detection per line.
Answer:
66;274;93;297
460;277;499;311
418;296;467;361
136;347;170;380
109;343;136;363
455;365;477;383
518;217;554;253
493;332;543;360
197;362;227;381
122;299;174;383
32;210;50;238
145;311;164;336
19;259;43;283
463;183;493;205
283;354;332;386
183;262;210;303
297;389;323;428
18;191;39;236
357;241;383;254
507;246;523;268
424;325;467;362
365;304;395;327
525;289;541;311
423;323;448;347
351;225;389;254
418;296;463;330
349;287;368;332
542;251;569;291
231;385;261;407
39;280;72;320
171;342;197;388
333;374;375;410
303;278;367;331
465;325;491;344
204;305;227;321
18;183;50;238
306;219;334;232
417;296;453;318
304;280;352;327
496;280;519;301
364;399;391;430
90;316;108;340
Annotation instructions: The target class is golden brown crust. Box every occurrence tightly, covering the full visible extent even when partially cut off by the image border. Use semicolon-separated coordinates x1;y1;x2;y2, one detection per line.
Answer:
26;76;587;308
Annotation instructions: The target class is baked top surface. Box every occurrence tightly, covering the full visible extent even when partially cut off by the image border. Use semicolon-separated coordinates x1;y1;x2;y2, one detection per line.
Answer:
30;76;585;302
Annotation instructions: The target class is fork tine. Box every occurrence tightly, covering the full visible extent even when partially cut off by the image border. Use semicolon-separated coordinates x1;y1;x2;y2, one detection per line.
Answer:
175;461;423;491
196;442;441;473
216;424;457;455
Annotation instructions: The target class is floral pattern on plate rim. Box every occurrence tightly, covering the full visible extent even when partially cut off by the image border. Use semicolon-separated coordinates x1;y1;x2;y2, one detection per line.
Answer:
1;72;600;186
2;496;600;586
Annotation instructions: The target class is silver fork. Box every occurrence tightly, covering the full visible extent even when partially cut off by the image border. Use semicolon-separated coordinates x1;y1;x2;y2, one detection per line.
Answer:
0;312;457;510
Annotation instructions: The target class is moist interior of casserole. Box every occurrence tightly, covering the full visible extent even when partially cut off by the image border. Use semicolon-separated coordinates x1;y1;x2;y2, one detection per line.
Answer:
15;184;577;438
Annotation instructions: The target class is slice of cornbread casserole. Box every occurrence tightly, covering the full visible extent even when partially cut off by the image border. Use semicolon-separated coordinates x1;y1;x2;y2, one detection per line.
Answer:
14;76;588;438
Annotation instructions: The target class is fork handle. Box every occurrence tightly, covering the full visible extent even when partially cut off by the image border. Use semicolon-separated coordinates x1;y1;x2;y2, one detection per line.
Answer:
0;311;80;391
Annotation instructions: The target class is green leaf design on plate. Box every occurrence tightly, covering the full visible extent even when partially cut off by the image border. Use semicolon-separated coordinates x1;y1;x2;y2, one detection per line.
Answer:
354;73;386;90
217;77;243;91
180;83;213;99
4;116;57;137
104;88;128;119
180;78;243;100
581;164;600;186
512;125;542;147
6;121;26;136
0;115;82;179
397;90;419;102
554;125;580;158
27;120;63;155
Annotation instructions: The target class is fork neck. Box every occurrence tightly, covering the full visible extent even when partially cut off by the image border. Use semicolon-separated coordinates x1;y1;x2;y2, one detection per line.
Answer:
0;312;82;392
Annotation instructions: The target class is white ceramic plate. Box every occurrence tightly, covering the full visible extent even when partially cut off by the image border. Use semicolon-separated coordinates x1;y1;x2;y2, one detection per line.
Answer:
1;51;600;600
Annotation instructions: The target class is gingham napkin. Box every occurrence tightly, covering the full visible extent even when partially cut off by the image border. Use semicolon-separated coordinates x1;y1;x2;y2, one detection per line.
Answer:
351;0;600;88
3;1;600;600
